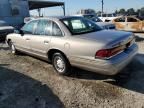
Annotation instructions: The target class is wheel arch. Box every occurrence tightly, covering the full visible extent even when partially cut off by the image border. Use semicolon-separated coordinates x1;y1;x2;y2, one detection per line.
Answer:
47;48;69;63
7;39;12;45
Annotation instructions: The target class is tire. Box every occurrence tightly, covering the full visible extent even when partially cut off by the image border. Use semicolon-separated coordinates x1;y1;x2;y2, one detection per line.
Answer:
52;53;71;75
0;35;6;42
8;41;17;54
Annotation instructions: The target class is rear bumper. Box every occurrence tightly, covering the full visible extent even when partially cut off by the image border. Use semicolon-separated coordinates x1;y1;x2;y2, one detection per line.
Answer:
73;44;138;75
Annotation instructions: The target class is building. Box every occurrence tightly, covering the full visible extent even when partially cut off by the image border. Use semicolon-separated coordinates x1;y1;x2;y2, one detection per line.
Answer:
77;9;96;15
0;0;65;27
0;0;29;27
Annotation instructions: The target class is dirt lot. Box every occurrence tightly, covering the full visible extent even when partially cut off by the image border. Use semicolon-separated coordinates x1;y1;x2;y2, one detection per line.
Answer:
0;33;144;108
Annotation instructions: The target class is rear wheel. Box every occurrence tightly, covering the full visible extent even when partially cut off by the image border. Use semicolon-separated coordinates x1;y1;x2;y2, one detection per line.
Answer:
52;53;71;75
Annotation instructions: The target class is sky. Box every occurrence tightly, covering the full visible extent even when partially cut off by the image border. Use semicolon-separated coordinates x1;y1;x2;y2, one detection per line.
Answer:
30;0;144;16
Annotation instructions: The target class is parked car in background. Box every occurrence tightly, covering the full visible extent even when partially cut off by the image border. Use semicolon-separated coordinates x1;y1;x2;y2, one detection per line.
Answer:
24;17;38;24
112;16;144;32
138;16;144;20
99;13;118;22
75;14;116;30
0;20;14;41
6;16;138;76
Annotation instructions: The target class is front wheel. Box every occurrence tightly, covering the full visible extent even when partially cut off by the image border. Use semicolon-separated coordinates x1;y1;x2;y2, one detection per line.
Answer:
52;53;71;75
8;41;17;54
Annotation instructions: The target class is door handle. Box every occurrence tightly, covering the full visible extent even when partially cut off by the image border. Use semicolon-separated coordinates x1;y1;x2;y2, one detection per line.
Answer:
44;41;49;44
26;38;30;41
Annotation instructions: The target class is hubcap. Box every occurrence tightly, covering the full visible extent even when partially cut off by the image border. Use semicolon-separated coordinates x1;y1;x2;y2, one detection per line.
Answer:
54;56;65;73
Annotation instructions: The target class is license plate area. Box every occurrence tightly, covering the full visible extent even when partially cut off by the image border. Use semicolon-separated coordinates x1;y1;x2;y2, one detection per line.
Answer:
112;39;133;54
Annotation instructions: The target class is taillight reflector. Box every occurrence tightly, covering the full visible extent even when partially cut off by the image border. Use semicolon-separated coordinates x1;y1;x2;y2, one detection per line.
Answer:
96;47;123;59
96;40;133;59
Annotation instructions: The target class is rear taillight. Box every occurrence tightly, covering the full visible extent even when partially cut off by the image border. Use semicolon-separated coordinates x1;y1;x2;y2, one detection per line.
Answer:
96;39;134;59
96;47;123;59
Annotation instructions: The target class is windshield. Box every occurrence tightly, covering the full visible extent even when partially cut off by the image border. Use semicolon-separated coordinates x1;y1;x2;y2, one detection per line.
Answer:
83;15;102;22
90;17;102;22
61;17;102;35
83;15;95;19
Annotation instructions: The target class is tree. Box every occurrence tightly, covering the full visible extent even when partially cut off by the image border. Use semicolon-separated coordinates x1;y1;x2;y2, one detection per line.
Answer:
114;7;144;17
136;9;141;16
127;8;135;15
115;10;118;14
140;7;144;16
119;8;126;15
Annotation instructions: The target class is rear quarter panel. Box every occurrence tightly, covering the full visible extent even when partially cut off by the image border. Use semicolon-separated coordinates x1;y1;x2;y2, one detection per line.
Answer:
112;21;125;30
64;37;104;64
50;36;104;65
127;21;143;32
142;21;144;31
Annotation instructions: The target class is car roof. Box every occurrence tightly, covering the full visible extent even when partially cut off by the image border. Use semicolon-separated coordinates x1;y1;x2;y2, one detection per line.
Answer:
33;16;82;21
75;14;95;15
113;16;141;20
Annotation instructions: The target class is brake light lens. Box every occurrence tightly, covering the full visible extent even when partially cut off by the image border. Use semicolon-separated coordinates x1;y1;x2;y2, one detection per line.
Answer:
96;47;123;59
96;39;133;59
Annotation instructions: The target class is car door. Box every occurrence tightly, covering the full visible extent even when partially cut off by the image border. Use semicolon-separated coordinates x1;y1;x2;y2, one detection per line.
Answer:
113;17;127;30
14;20;38;52
50;21;65;51
29;19;53;58
126;16;142;32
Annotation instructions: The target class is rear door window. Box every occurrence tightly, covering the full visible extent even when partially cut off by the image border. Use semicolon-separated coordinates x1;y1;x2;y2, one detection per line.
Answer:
52;22;63;36
107;14;112;17
127;17;138;22
102;14;106;17
115;17;125;22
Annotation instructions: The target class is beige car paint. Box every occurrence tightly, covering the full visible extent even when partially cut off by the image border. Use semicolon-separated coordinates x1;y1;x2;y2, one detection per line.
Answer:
6;17;138;75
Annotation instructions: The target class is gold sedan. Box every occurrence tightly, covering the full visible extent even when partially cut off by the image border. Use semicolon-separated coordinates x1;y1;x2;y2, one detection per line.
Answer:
112;16;144;32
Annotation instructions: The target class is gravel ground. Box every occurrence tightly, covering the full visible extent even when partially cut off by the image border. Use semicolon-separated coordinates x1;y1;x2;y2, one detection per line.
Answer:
0;33;144;108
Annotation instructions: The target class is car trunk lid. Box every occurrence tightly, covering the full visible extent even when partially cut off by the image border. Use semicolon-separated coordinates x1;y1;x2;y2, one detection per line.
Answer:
77;30;134;49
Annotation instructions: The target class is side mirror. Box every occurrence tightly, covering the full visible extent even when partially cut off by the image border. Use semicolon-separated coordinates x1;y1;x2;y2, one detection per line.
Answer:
19;30;24;36
14;29;20;34
14;29;24;36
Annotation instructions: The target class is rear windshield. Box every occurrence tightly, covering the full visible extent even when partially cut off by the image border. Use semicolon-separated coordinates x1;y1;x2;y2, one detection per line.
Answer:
61;17;102;35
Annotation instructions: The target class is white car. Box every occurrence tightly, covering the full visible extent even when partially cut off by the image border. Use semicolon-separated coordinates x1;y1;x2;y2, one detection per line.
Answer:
0;20;14;41
99;13;118;22
74;14;116;30
24;17;37;24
